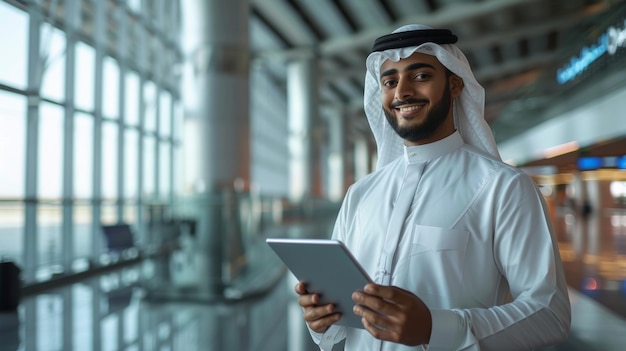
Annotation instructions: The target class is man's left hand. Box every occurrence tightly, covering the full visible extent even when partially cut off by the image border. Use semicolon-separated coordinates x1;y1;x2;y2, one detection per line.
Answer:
352;283;432;346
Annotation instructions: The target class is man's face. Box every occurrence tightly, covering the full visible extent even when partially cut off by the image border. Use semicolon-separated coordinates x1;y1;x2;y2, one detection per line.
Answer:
379;52;460;145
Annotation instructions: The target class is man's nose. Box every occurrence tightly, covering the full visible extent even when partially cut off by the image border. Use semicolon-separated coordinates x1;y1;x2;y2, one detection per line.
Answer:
394;78;413;101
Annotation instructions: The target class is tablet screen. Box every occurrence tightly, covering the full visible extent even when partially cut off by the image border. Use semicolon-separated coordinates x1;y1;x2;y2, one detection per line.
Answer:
266;238;373;329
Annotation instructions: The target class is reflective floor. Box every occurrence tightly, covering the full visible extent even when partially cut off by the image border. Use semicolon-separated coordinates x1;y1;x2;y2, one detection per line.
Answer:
2;208;626;351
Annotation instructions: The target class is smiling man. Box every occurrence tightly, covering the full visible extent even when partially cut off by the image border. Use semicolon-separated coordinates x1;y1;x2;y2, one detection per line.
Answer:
295;25;571;350
380;53;460;145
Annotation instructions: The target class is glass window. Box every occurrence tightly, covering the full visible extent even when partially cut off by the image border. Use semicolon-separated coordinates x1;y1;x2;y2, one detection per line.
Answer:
144;81;157;132
173;101;183;141
0;91;26;198
102;121;119;199
75;41;95;112
0;203;24;263
103;56;120;119
125;72;140;126
101;203;118;225
159;142;171;198
174;144;183;196
37;204;62;269
73;204;92;260
143;136;156;197
39;102;64;199
74;112;94;198
40;23;66;103
123;203;138;226
0;2;28;89
124;129;139;198
172;102;182;197
159;91;171;137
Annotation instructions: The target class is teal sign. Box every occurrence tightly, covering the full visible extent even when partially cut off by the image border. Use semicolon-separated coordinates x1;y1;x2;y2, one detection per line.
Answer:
557;19;626;84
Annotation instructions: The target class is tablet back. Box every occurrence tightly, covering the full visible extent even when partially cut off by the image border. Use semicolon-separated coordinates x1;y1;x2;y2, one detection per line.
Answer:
266;238;372;329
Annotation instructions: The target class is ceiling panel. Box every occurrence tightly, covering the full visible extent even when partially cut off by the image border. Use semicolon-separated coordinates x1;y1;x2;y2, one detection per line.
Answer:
338;0;393;29
251;0;318;46
249;0;624;149
386;0;432;18
293;0;353;38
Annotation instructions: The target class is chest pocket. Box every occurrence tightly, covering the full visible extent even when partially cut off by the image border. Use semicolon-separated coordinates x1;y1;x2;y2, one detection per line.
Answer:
410;225;469;254
394;225;470;305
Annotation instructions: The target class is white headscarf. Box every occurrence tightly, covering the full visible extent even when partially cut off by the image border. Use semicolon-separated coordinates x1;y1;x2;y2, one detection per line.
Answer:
364;24;501;169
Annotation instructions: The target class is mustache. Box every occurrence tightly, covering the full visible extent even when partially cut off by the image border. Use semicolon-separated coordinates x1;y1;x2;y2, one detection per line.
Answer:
390;98;429;109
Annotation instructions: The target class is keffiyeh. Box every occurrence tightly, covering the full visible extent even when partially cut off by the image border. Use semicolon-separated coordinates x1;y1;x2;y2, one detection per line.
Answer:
364;24;501;169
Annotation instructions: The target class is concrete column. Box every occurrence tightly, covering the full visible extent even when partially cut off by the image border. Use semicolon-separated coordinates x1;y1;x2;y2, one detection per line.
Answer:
24;0;44;282
191;2;250;190
62;0;80;275
181;0;250;295
354;137;370;181
89;0;105;270
325;106;345;202
287;55;318;202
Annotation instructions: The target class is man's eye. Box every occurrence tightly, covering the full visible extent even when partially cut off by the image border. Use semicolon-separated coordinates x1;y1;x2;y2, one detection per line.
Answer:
414;73;430;80
382;80;397;87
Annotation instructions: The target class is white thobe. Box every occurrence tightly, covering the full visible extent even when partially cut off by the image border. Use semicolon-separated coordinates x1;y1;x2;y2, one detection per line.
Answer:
309;131;570;350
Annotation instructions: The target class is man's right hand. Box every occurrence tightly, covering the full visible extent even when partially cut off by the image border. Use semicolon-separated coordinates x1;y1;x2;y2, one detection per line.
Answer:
295;282;342;333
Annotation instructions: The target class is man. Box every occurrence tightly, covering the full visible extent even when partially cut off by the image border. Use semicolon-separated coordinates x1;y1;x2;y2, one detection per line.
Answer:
295;24;571;350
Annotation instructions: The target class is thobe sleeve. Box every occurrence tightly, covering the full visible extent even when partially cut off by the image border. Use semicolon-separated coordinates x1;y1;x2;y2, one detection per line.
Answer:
304;186;357;349
427;172;571;350
307;325;347;351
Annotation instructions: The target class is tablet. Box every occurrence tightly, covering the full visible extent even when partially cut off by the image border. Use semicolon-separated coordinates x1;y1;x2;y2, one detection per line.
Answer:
266;238;373;329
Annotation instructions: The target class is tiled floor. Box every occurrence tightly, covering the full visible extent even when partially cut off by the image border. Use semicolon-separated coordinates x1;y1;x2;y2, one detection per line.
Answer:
2;209;626;350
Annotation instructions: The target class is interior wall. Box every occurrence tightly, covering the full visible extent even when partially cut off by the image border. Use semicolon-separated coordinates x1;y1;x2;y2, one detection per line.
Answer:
498;84;626;165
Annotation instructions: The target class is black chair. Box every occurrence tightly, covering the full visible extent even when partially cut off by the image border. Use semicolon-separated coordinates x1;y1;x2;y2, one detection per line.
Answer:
0;260;20;311
101;224;136;253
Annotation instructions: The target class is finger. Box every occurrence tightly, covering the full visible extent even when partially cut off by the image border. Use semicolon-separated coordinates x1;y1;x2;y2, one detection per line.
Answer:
354;304;404;342
303;304;337;322
352;290;400;316
363;283;406;301
364;284;412;303
353;303;396;332
297;292;319;307
307;311;342;333
295;282;308;295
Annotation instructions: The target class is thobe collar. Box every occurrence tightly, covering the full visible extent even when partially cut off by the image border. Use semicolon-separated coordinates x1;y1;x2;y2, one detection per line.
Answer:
403;130;464;164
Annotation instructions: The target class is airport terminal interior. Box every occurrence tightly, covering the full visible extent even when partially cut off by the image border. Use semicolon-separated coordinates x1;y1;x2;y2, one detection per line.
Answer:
2;0;626;350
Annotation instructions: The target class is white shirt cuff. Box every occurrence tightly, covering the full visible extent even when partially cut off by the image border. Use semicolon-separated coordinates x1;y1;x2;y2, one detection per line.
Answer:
427;309;464;350
308;324;342;351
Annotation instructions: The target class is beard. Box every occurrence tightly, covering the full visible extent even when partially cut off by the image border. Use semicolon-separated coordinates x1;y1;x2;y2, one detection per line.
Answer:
383;82;452;143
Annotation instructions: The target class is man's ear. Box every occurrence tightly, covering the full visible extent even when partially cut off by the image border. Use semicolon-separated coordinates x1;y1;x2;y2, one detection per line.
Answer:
449;75;464;98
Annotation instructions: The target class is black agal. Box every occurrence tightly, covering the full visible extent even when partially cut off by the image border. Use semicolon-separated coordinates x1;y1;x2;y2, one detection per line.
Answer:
371;29;458;53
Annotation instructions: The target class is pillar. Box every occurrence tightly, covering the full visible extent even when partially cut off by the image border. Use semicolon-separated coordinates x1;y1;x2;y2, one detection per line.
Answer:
354;137;370;181
287;54;318;203
325;106;345;202
181;0;250;295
